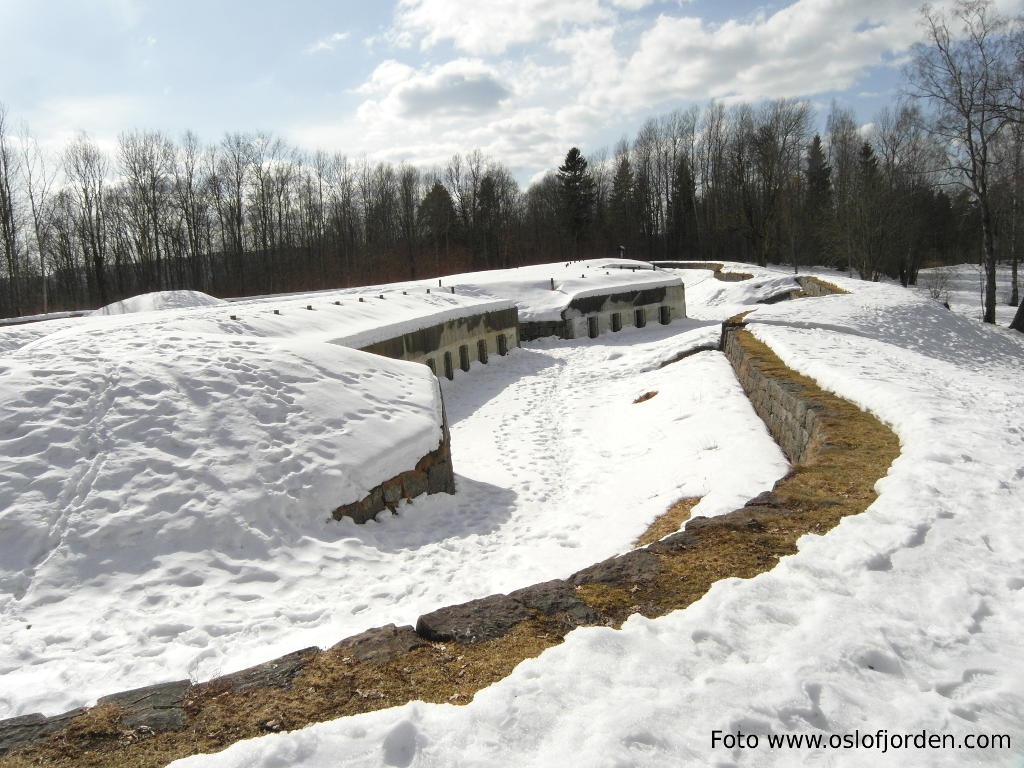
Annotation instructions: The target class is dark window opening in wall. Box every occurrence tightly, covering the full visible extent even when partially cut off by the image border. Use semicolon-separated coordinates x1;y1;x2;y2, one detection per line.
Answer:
477;339;488;364
660;305;671;325
611;312;622;332
459;344;471;371
497;333;508;356
426;358;436;375
443;351;454;380
588;316;599;338
635;308;647;328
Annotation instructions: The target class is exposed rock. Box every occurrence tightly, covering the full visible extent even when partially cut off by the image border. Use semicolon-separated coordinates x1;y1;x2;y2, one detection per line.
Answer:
569;549;661;587
427;461;452;494
332;624;428;664
508;579;605;627
686;509;777;534
382;478;403;505
416;594;532;644
335;432;454;523
744;491;785;508
211;647;318;694
400;469;429;499
97;679;191;732
0;708;86;757
644;530;700;555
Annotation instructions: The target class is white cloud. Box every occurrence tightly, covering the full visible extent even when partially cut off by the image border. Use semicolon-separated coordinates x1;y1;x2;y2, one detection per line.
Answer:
391;0;617;55
305;31;351;54
587;0;933;109
356;60;417;94
292;0;973;182
357;59;512;119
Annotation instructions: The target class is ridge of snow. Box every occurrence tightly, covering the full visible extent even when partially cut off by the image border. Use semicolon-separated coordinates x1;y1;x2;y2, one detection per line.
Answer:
90;290;228;316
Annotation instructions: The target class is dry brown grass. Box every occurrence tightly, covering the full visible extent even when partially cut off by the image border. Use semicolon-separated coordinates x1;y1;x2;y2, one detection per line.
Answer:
1;326;899;768
633;497;701;547
3;623;563;768
632;391;658;404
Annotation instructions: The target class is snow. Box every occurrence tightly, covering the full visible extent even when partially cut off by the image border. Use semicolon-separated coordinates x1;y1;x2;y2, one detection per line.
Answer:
0;289;513;359
402;258;682;322
169;267;1024;768
915;263;1020;327
91;290;228;316
4;262;1022;767
0;270;785;721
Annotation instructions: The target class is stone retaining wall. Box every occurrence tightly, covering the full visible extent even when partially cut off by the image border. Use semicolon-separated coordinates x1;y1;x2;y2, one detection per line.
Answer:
795;275;847;297
331;426;455;524
722;324;825;464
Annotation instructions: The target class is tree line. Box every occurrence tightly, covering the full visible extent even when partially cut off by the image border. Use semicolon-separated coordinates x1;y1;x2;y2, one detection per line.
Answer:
0;0;1021;329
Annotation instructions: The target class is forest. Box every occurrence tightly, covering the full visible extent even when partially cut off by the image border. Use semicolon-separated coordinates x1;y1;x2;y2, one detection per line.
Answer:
0;1;1021;323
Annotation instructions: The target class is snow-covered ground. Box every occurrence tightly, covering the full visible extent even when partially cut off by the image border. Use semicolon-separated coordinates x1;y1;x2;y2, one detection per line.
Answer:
912;263;1020;328
0;269;786;721
169;267;1024;768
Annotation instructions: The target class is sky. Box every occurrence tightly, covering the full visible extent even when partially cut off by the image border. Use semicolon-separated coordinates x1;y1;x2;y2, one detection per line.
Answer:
2;0;1023;184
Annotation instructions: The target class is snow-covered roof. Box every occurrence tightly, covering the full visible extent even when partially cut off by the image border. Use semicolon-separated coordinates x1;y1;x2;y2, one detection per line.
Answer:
405;258;684;322
0;307;447;598
0;289;514;358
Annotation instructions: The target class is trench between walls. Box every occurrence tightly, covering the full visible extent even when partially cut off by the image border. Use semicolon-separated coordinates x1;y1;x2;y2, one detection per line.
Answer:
0;289;901;768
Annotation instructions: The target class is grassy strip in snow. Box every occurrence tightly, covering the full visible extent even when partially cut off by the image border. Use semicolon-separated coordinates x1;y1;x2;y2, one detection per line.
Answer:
633;496;701;547
0;326;898;768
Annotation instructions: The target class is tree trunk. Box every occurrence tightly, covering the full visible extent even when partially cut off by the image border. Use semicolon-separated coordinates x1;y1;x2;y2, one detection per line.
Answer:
1011;295;1024;332
981;200;997;324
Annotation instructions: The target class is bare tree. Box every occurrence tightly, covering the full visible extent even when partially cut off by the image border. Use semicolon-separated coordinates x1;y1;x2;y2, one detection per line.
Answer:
64;133;110;306
0;105;24;315
907;0;1019;324
119;129;174;290
19;124;58;313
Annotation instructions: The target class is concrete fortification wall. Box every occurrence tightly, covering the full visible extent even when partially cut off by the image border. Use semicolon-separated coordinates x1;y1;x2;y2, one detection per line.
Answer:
520;283;686;341
360;306;519;380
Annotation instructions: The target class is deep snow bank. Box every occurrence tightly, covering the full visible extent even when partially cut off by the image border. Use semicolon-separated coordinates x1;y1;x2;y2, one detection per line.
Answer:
91;290;228;315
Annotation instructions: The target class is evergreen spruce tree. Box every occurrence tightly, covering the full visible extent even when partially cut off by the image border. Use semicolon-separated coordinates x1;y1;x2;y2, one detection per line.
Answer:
557;147;595;257
854;141;884;279
419;182;457;273
668;156;698;258
608;153;636;254
802;134;834;268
